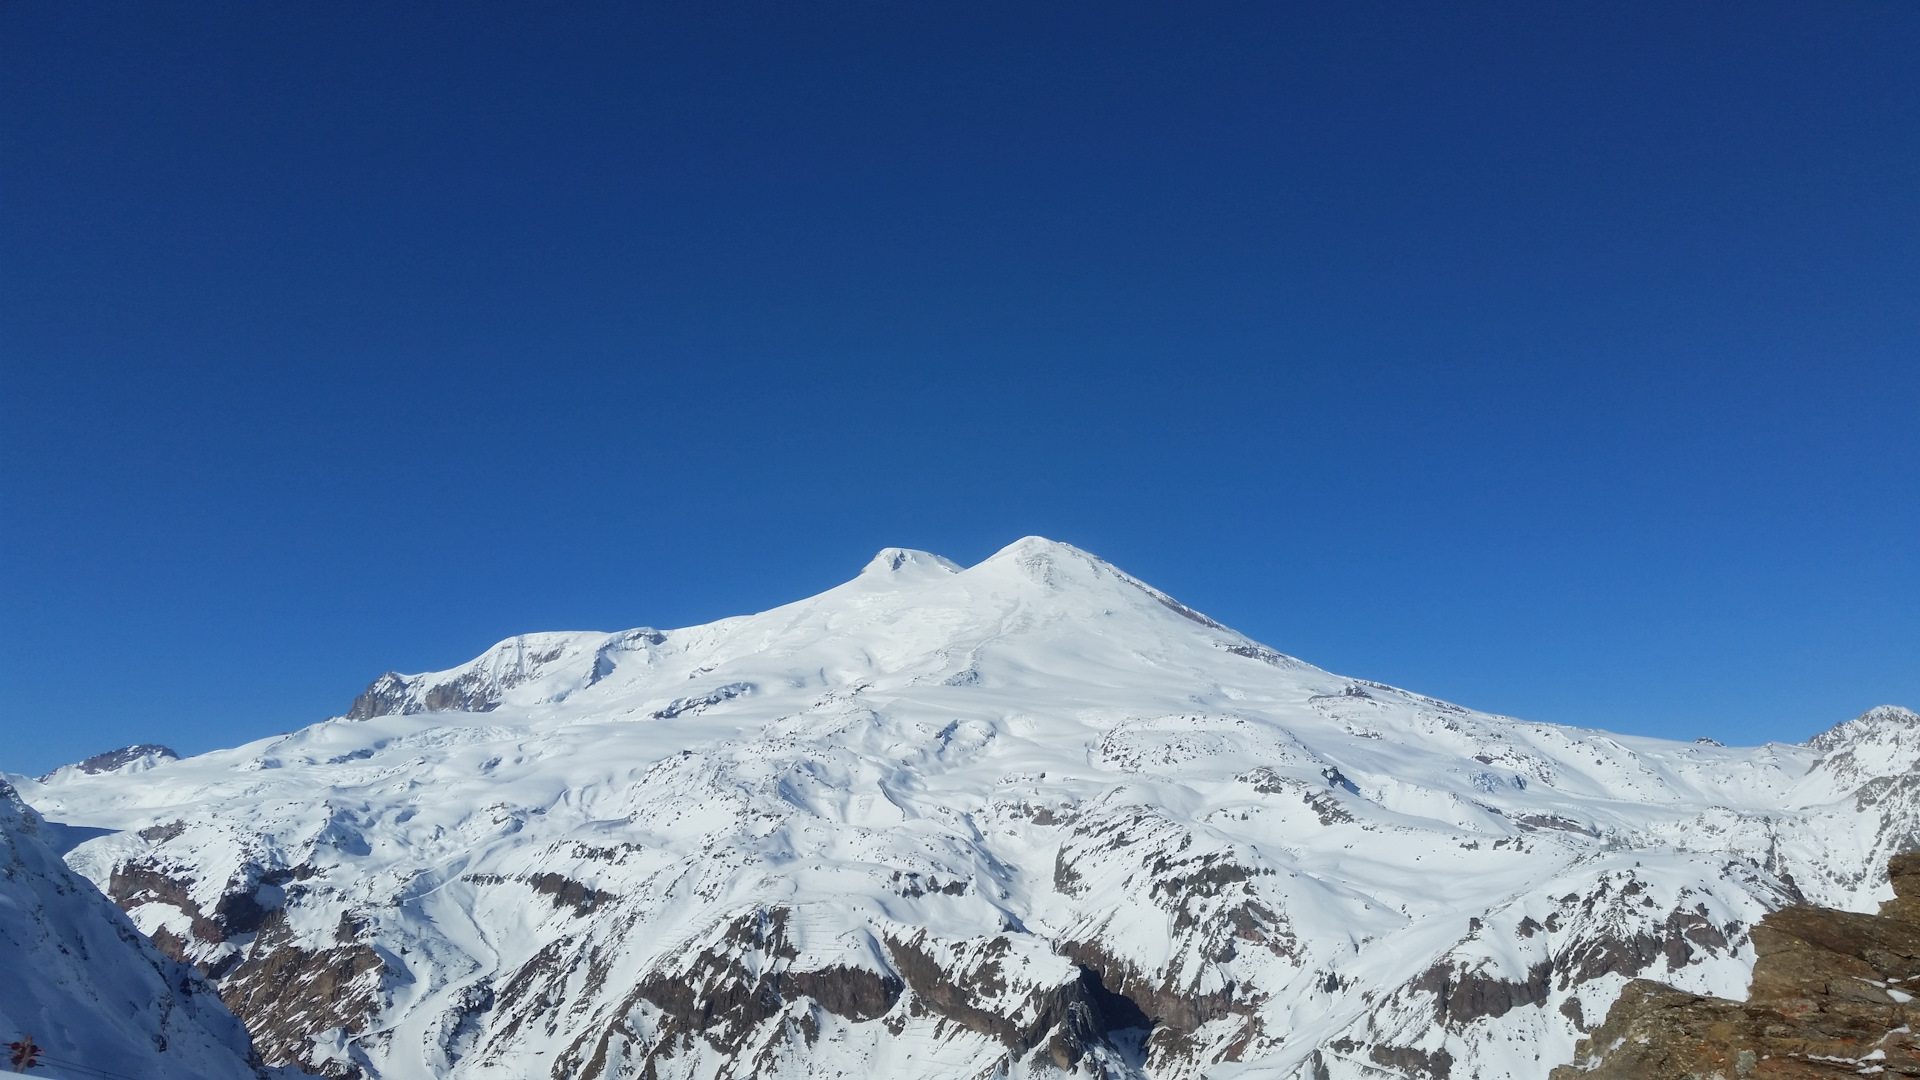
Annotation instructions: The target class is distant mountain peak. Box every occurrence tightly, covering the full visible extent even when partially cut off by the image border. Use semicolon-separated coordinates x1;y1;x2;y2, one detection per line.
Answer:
1806;704;1920;753
37;744;177;783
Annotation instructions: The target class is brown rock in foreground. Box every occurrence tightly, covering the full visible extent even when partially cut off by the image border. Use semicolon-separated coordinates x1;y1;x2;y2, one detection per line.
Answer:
1551;854;1920;1080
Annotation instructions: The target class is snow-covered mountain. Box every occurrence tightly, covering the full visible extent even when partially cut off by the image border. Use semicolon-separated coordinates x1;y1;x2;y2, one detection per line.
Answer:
36;743;178;783
0;779;281;1080
12;537;1920;1080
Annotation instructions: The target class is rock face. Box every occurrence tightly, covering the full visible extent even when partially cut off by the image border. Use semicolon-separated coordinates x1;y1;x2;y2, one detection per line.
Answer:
344;630;668;720
11;539;1920;1080
37;743;177;782
1552;853;1920;1080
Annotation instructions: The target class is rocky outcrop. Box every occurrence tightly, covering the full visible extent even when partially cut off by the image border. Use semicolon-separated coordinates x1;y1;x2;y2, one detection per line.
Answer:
544;909;910;1080
348;669;504;718
98;854;362;1074
890;932;1147;1069
37;744;177;781
1415;960;1553;1028
1552;853;1920;1080
220;910;385;1079
345;629;668;719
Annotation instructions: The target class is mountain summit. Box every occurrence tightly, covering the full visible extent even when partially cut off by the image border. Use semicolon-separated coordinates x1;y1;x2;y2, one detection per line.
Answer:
341;537;1290;726
14;538;1918;1080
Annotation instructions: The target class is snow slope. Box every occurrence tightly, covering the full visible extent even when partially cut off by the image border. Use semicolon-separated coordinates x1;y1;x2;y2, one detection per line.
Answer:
14;538;1920;1080
0;780;279;1080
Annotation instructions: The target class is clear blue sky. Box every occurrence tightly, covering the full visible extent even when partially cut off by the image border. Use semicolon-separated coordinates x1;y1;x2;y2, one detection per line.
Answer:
3;2;1916;776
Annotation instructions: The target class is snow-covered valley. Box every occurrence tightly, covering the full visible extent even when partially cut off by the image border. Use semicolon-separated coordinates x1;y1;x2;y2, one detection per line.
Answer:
10;537;1919;1080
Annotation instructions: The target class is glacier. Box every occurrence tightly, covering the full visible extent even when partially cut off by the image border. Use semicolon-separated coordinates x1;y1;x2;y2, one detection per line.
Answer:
10;536;1920;1080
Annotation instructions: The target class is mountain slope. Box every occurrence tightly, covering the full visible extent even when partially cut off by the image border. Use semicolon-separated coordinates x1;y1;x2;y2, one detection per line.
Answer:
0;780;277;1080
14;537;1919;1080
1550;853;1920;1080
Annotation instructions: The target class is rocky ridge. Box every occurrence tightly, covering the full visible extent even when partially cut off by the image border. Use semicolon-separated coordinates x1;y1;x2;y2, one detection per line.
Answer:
1552;853;1920;1080
37;743;177;782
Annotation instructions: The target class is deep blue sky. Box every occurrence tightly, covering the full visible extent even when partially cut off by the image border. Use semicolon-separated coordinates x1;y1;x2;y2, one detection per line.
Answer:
3;2;1916;775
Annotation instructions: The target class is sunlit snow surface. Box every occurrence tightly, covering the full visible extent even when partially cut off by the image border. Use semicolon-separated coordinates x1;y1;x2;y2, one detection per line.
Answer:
14;539;1920;1080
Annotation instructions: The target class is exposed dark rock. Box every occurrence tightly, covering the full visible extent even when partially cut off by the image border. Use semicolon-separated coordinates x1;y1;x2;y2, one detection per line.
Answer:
1059;936;1255;1066
39;744;176;780
421;670;503;713
347;666;517;719
891;870;968;898
1807;705;1920;754
1221;642;1301;668
558;910;904;1080
139;820;187;844
437;982;495;1067
1026;804;1063;825
98;858;355;1071
149;924;191;965
1510;813;1595;835
589;629;664;685
1047;967;1153;1069
108;863;225;944
485;936;577;1056
1044;809;1278;1065
346;673;412;720
650;682;754;720
1322;766;1360;794
1417;960;1552;1027
1309;684;1379;707
1053;848;1086;896
526;872;615;915
1240;769;1354;824
787;966;903;1023
888;931;1152;1070
1552;901;1736;990
888;933;1024;1045
1551;853;1920;1080
1371;1042;1454;1079
1136;584;1227;630
219;908;385;1078
211;884;274;939
1304;789;1353;825
106;860;311;957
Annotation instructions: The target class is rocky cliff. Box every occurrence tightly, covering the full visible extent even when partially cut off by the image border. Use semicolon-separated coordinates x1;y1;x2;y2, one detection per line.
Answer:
1552;853;1920;1080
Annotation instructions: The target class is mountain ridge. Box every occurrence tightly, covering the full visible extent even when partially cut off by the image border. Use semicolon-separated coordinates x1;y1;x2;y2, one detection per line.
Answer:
11;537;1917;1080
